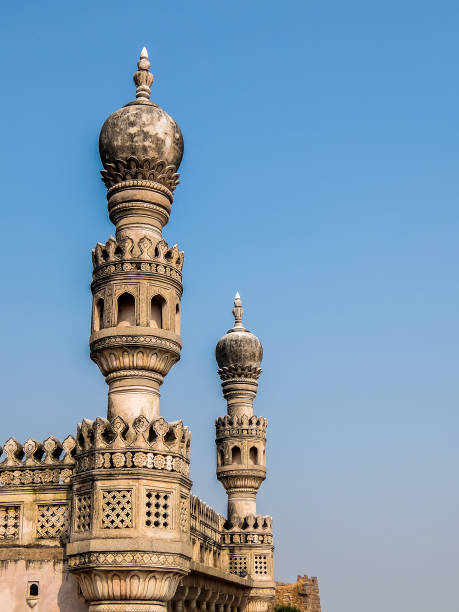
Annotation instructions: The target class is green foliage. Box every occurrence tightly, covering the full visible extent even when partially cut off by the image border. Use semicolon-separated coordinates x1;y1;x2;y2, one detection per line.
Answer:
275;606;302;612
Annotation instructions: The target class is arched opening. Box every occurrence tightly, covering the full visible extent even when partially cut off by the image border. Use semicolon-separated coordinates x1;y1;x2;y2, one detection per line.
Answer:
150;295;166;329
117;292;135;327
218;449;224;467
175;303;180;334
231;446;242;465
29;583;39;597
94;298;104;331
249;446;258;465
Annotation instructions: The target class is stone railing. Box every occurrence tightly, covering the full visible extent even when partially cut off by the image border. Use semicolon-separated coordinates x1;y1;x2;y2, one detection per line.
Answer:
0;436;76;486
190;495;224;544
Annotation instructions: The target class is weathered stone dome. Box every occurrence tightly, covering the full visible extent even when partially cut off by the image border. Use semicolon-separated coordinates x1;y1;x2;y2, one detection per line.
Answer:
216;294;263;371
99;48;184;172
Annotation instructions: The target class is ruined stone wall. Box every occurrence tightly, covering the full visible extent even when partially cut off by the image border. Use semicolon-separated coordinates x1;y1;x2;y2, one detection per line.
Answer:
274;575;321;612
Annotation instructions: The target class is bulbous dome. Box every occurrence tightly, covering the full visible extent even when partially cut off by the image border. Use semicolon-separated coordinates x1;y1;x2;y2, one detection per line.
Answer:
216;294;263;371
99;48;184;172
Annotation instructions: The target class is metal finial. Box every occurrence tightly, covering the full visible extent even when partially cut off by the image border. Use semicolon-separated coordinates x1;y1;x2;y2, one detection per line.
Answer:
232;292;244;328
133;47;154;101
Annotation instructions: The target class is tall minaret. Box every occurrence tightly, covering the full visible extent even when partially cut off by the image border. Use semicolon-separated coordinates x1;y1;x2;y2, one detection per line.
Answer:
67;50;191;612
215;293;266;522
215;295;274;612
90;46;184;425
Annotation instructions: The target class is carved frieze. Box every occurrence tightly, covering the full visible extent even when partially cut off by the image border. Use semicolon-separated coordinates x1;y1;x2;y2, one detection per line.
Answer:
68;551;189;570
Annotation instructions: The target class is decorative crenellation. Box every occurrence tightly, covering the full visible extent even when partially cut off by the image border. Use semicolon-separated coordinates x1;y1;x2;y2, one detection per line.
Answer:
76;415;190;457
0;435;76;487
222;531;273;546
222;514;273;546
215;415;267;439
101;156;180;192
92;235;184;277
74;415;190;478
225;514;272;532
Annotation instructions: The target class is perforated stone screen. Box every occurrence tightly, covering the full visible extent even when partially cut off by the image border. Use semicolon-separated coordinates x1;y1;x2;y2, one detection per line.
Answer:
75;493;92;532
0;506;20;539
37;504;69;538
254;554;268;575
102;490;132;529
145;490;171;528
229;555;248;576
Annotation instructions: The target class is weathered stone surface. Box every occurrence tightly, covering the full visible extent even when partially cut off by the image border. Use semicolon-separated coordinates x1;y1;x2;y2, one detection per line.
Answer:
274;576;321;612
99;48;183;174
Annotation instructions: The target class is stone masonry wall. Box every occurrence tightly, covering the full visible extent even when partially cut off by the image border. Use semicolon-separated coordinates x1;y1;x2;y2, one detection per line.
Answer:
274;575;321;612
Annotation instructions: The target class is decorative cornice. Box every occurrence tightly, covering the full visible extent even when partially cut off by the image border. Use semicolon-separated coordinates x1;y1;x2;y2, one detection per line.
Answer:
68;551;189;571
91;334;181;353
101;157;179;192
90;336;181;378
0;467;72;486
217;471;266;493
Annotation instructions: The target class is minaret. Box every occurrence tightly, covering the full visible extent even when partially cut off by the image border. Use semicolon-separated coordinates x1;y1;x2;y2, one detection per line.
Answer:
215;293;266;522
90;46;184;425
215;295;275;612
67;50;191;612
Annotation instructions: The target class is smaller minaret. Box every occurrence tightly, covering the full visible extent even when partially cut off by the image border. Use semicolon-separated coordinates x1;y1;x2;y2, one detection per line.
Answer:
215;294;267;523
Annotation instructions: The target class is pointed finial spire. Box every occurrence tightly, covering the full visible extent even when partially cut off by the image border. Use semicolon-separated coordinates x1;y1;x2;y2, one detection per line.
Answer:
232;292;244;328
133;46;154;101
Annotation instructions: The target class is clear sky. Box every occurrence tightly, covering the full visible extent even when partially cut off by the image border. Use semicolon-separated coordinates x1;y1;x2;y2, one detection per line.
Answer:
0;2;458;611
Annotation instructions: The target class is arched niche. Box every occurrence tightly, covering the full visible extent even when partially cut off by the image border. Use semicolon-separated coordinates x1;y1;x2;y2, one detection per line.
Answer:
150;295;167;329
117;292;135;327
231;445;242;465
94;297;104;331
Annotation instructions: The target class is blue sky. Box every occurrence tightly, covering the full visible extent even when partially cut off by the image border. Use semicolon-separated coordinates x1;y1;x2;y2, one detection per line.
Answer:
0;2;458;610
